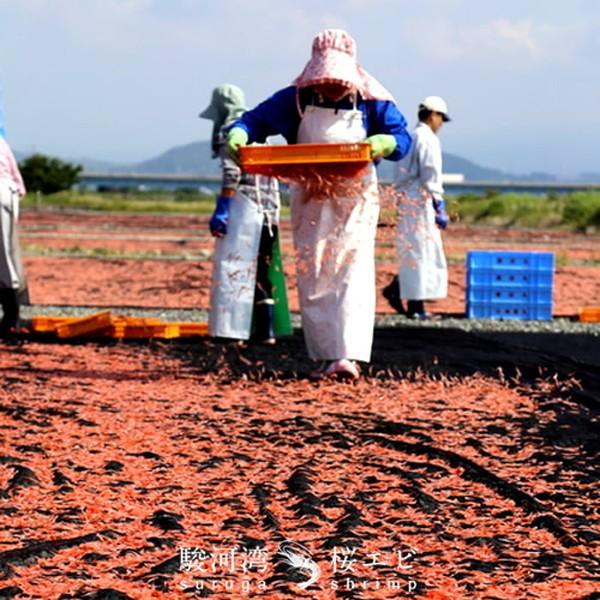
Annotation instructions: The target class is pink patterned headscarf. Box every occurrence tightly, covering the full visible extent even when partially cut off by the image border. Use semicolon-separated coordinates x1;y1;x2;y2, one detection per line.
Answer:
293;29;395;102
0;136;26;198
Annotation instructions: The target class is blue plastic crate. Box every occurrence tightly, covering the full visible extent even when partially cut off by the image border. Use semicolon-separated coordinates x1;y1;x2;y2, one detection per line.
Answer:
467;301;553;320
468;285;552;304
468;268;553;287
466;251;554;320
467;251;554;271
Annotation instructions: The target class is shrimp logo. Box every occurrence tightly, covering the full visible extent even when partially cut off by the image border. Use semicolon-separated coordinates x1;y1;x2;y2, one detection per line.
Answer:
277;541;320;590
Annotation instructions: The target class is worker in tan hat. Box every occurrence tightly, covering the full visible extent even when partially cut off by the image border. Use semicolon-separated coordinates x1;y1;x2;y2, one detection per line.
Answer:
383;96;451;319
199;84;291;344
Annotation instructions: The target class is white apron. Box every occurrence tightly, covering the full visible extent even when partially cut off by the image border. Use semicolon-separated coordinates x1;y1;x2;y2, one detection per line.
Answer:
394;125;447;300
290;103;379;362
209;177;278;339
0;180;27;291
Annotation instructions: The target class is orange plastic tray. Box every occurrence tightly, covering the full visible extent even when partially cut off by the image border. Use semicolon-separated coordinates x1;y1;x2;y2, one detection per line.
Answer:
31;312;209;339
240;142;370;175
56;311;113;338
31;316;71;333
119;324;180;339
173;322;209;337
579;306;600;322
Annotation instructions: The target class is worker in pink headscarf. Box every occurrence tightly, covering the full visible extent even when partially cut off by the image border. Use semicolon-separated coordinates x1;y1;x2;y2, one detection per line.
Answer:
227;29;411;380
0;134;27;335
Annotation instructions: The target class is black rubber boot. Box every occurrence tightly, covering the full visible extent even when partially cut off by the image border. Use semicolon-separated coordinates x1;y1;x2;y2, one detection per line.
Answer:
0;288;20;333
382;275;406;314
407;300;427;319
253;300;275;344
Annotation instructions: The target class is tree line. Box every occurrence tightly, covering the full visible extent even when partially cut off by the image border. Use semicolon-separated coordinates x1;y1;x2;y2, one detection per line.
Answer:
19;154;82;195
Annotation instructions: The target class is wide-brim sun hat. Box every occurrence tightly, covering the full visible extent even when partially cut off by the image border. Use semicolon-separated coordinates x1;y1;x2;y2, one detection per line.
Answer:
293;29;395;102
199;84;247;126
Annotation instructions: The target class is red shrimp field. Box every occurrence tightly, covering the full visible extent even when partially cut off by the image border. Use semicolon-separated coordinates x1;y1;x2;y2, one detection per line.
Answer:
1;208;599;599
16;210;600;316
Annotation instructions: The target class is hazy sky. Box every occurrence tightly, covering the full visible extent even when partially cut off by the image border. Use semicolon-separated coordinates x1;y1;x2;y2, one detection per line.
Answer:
1;0;599;177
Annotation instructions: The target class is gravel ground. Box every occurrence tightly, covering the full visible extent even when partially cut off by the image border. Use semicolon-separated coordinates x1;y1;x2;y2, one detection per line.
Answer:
21;304;600;337
21;304;211;323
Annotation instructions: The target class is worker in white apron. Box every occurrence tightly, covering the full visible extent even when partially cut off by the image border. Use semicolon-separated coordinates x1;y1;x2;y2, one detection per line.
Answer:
200;84;290;343
225;29;412;379
0;135;28;335
383;96;451;319
290;96;379;376
208;173;283;342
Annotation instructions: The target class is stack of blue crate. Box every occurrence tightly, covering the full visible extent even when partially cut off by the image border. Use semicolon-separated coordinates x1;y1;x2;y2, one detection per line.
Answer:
466;250;554;320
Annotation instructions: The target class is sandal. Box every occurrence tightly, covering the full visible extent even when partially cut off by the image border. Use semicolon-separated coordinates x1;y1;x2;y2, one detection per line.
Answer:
324;359;360;381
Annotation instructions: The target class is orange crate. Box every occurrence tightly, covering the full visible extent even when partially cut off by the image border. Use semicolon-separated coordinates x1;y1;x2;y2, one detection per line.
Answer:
120;323;180;339
173;322;208;337
111;325;127;337
31;316;71;333
579;306;600;322
118;316;162;327
31;314;208;339
117;316;179;339
240;142;370;168
104;316;176;339
56;311;113;339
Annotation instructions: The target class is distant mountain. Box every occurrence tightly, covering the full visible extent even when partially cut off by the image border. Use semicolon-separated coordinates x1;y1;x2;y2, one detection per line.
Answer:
14;141;220;177
12;150;122;173
15;139;568;182
444;154;555;182
577;171;600;183
377;152;556;182
124;141;220;176
72;157;123;172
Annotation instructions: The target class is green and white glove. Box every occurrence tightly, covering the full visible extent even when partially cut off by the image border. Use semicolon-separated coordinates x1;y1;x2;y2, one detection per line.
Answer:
226;127;249;158
365;134;397;159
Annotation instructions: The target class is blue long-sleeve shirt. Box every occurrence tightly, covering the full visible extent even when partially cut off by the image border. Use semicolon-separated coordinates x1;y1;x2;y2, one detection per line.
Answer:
232;86;412;162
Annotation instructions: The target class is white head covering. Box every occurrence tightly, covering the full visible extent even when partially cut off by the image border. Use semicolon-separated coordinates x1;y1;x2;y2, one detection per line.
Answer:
420;96;451;121
293;29;395;102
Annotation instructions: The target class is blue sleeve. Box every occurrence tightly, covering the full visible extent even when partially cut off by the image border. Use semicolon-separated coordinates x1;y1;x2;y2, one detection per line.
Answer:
233;86;301;144
365;100;412;161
